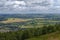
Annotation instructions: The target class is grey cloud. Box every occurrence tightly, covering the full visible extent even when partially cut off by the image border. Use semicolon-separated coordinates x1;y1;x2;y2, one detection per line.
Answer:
0;0;60;13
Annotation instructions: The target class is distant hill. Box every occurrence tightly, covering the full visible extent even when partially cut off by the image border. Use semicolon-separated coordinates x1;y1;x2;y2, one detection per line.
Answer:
0;14;60;21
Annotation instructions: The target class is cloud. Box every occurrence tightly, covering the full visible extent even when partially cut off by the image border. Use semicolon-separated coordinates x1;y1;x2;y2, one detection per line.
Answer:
5;1;26;5
5;1;26;8
0;0;60;13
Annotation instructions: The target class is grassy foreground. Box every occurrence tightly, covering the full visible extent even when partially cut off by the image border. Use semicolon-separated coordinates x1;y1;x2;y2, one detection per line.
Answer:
26;32;60;40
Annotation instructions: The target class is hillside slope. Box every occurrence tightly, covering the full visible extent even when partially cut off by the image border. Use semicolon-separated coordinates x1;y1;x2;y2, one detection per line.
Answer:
26;32;60;40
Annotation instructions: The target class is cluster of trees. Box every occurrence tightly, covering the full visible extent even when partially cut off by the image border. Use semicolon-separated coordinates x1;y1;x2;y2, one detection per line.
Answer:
0;24;60;40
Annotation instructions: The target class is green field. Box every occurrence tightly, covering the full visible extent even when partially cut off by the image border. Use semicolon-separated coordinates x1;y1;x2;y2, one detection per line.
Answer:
0;18;60;29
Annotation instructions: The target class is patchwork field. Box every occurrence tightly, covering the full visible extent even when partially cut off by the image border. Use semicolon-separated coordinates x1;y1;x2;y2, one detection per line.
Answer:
0;17;60;28
0;14;60;30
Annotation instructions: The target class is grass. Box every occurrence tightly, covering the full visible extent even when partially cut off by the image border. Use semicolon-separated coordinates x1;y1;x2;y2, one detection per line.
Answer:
26;32;60;40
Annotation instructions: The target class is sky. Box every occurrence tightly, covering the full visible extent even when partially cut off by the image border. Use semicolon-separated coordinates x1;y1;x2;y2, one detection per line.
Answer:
0;0;60;14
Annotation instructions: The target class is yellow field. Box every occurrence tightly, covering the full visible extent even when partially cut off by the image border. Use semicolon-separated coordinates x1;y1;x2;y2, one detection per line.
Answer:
1;18;32;23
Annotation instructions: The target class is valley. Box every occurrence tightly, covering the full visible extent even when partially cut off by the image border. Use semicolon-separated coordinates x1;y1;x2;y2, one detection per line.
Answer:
0;14;60;32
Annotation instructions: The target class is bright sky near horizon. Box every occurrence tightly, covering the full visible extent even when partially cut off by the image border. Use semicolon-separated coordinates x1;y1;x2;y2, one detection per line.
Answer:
0;0;60;14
